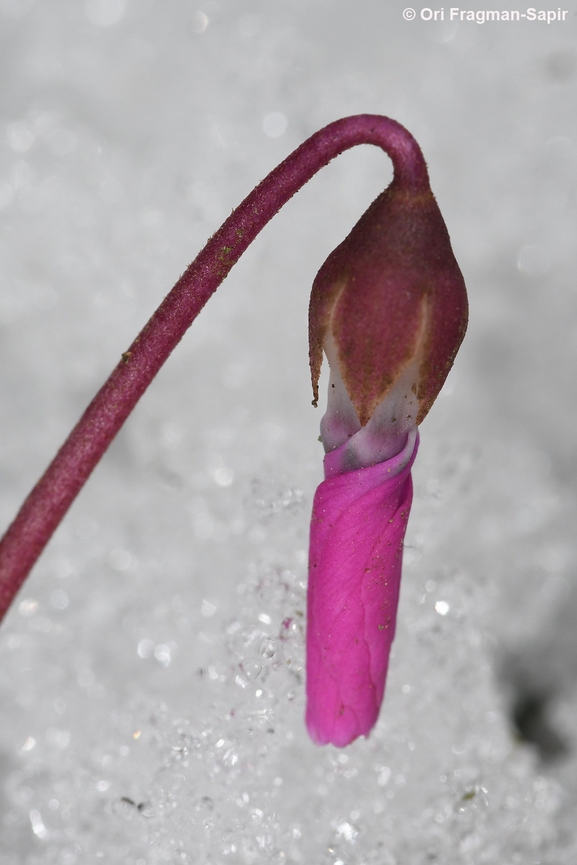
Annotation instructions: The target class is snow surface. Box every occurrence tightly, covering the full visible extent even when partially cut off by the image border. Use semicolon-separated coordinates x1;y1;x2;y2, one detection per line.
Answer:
1;0;577;862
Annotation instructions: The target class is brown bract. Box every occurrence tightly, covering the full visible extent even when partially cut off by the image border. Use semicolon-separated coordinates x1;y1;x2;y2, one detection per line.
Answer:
309;177;468;427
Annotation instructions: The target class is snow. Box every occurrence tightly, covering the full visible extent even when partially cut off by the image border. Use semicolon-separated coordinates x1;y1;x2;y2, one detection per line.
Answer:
1;0;577;861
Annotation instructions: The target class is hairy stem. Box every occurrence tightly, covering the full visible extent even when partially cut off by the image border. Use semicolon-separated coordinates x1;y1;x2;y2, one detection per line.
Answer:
0;114;428;622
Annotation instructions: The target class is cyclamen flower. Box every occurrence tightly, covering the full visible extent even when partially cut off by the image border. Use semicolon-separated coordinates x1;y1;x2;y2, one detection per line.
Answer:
0;116;467;749
306;163;468;746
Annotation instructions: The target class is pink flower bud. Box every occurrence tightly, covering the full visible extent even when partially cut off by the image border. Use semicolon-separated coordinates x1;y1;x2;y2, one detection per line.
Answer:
306;132;467;746
306;430;418;747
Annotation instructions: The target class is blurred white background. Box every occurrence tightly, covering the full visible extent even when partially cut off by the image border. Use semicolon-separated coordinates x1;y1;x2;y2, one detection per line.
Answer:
1;1;577;862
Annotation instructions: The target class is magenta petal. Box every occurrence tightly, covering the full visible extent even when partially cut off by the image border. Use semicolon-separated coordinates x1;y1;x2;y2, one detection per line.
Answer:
306;431;418;747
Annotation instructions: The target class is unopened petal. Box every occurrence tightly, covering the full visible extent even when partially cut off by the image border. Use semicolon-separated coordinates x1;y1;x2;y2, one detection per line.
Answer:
306;430;418;746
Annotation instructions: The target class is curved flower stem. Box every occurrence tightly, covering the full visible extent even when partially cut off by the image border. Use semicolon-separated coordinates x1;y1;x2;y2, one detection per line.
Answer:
0;114;429;622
